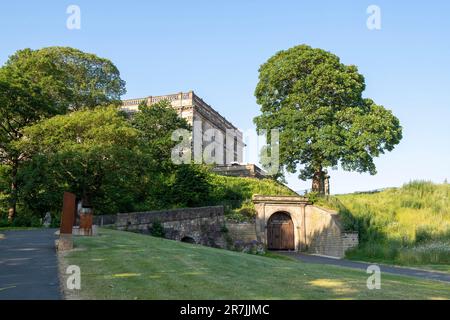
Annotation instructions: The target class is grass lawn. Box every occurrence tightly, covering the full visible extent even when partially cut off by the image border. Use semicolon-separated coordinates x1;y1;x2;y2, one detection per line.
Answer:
63;229;450;300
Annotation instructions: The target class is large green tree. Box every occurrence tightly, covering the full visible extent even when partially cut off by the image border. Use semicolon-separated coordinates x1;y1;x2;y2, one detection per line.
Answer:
17;107;144;215
0;78;57;220
0;46;126;220
16;101;201;217
2;47;126;111
254;45;402;194
130;100;191;172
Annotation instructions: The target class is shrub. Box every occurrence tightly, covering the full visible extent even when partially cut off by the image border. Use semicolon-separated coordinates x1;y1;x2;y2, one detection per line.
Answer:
50;212;61;228
150;221;165;238
170;164;212;207
11;211;42;228
415;226;434;244
0;217;11;228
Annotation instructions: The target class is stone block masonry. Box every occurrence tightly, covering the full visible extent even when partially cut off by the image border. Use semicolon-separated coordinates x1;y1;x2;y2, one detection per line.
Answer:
122;91;244;165
252;195;359;258
226;222;257;243
93;200;358;257
115;206;227;248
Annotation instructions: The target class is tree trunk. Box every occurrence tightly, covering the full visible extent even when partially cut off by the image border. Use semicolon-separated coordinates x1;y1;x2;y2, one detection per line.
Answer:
7;160;18;222
311;168;325;195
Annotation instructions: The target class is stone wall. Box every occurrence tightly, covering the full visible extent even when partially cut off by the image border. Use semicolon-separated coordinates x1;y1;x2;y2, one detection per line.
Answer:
252;195;359;258
342;232;359;254
212;164;267;179
304;206;354;257
91;201;358;258
115;206;227;248
226;222;257;243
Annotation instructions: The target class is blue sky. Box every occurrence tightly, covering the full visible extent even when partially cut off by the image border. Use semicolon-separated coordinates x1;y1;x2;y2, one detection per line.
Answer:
1;1;449;193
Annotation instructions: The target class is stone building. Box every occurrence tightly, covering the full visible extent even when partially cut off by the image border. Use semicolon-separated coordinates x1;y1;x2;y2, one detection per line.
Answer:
122;91;244;165
212;163;267;179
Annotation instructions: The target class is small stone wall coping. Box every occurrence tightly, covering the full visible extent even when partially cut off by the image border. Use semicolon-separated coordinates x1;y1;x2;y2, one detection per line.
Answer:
252;195;311;204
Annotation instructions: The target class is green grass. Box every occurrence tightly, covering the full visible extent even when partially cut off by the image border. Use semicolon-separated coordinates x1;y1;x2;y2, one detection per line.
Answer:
330;181;450;268
209;175;296;221
63;228;450;300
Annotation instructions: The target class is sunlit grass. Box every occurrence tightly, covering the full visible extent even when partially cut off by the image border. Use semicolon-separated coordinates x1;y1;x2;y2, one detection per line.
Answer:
334;181;450;268
64;228;450;300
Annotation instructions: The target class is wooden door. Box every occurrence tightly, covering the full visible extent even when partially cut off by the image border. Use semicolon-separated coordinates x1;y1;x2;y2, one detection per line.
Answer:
267;212;294;250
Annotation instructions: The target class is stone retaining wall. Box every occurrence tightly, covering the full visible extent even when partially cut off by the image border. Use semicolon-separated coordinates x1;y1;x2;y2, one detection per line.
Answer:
92;202;358;258
304;206;359;257
226;222;258;243
115;206;226;248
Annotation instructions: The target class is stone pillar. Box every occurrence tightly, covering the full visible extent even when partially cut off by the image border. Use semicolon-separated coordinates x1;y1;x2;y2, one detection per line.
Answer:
254;202;266;244
301;204;307;251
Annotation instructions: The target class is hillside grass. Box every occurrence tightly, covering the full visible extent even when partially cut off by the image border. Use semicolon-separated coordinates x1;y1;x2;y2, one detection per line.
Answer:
330;181;450;268
209;175;296;221
63;228;450;300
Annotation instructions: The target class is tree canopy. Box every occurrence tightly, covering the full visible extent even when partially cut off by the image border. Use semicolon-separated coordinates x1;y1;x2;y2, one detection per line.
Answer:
14;101;205;217
1;47;126;111
17;106;143;215
254;45;402;193
131;100;191;171
0;46;126;220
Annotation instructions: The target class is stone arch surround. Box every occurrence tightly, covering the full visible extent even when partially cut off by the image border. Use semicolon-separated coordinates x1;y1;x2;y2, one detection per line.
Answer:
253;195;309;251
253;195;358;257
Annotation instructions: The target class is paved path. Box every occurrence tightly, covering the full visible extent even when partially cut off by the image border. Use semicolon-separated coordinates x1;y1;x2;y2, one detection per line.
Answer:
0;229;61;300
280;252;450;283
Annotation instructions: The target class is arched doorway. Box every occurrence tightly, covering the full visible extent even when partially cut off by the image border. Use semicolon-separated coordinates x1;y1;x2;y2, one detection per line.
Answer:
181;236;196;244
267;212;295;250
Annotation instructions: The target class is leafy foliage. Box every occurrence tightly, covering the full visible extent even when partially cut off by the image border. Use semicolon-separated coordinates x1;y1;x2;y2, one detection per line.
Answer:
12;103;209;218
17;106;143;215
209;175;296;221
149;221;166;238
131;100;191;172
2;47;126;111
254;45;402;190
169;164;212;208
0;46;127;220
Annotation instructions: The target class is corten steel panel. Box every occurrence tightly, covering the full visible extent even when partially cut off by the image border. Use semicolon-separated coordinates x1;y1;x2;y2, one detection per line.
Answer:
80;213;93;236
60;192;76;234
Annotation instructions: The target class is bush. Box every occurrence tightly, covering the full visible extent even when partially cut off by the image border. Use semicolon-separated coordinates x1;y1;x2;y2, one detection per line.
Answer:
0;217;11;228
210;175;295;222
150;221;165;238
11;211;42;228
50;212;61;228
169;164;212;207
415;226;434;244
